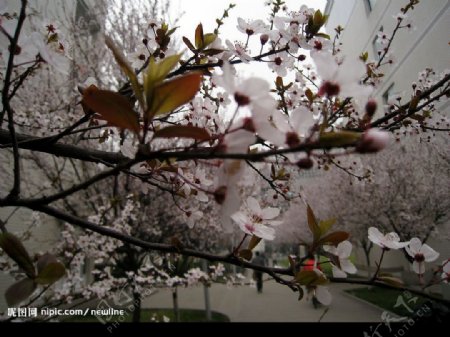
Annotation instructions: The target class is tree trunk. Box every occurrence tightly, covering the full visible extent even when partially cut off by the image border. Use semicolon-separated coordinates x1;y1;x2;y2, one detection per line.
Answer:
132;291;141;323
172;287;180;322
364;247;371;278
202;260;212;321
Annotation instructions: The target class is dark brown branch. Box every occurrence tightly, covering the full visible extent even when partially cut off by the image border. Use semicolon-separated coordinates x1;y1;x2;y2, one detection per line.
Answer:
10;159;139;206
246;160;288;200
1;0;28;200
27;204;293;276
0;128;359;168
0;129;125;165
8;61;40;101
3;203;445;306
0;0;28;127
384;87;450;131
370;73;450;129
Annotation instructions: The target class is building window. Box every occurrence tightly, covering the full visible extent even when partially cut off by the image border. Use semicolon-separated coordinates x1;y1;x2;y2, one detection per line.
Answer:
366;0;377;11
383;83;395;112
76;0;101;35
372;26;384;60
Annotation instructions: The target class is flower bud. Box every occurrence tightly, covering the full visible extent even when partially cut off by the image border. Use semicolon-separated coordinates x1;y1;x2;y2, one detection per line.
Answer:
297;157;314;169
260;34;269;45
365;99;377;119
356;128;391;153
214;186;227;204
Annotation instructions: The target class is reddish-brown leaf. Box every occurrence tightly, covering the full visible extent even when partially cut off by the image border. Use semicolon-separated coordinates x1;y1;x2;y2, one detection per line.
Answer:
307;204;321;243
82;86;140;134
5;278;36;306
317;231;350;246
0;232;35;278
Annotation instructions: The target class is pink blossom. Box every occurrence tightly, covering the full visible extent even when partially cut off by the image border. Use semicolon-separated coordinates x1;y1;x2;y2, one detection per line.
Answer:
357;129;391;153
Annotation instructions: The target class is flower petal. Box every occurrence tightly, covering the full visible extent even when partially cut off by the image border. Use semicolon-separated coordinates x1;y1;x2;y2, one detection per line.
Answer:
315;286;332;306
340;259;357;274
368;227;384;246
336;241;353;258
406;237;421;257
331;264;347;278
421;244;439;262
254;224;276;241
246;197;262;215
261;207;280;220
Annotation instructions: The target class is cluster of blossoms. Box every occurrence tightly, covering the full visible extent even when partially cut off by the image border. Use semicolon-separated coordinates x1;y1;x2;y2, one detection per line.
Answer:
0;3;69;73
0;0;448;314
368;227;442;277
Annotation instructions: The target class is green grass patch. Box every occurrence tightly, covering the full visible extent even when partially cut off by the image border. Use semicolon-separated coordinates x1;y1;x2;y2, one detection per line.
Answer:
65;308;230;322
345;287;431;317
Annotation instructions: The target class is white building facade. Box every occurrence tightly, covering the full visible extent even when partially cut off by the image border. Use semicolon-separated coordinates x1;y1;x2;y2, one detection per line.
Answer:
325;0;449;112
324;0;450;296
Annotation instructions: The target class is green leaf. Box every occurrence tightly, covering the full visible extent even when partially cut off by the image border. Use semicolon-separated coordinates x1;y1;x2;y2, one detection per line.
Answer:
195;23;204;49
307;204;321;243
0;232;35;278
295;270;325;286
154;125;211;141
238;249;253;261
360;51;369;62
35;262;66;285
315;33;330;40
296;269;328;286
377;276;404;288
202;33;217;48
5;278;37;306
149;72;202;117
318;218;336;236
82;87;140;134
202;48;224;56
317;231;349;246
145;54;182;89
313;10;323;26
295;270;317;285
247;236;262;251
318;131;361;148
105;35;144;110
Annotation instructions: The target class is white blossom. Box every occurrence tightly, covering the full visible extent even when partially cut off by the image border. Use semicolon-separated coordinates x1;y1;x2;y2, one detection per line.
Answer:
323;241;357;278
368;227;410;250
405;238;439;275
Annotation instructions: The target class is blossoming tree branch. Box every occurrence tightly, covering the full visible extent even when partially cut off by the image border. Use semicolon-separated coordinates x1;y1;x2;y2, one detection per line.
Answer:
0;0;449;314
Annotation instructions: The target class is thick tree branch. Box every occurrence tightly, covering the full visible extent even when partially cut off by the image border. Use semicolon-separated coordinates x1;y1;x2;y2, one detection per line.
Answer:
6;159;139;206
1;0;28;200
27;204;293;276
0;129;125;164
0;0;28;128
0;128;356;167
3;203;446;306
